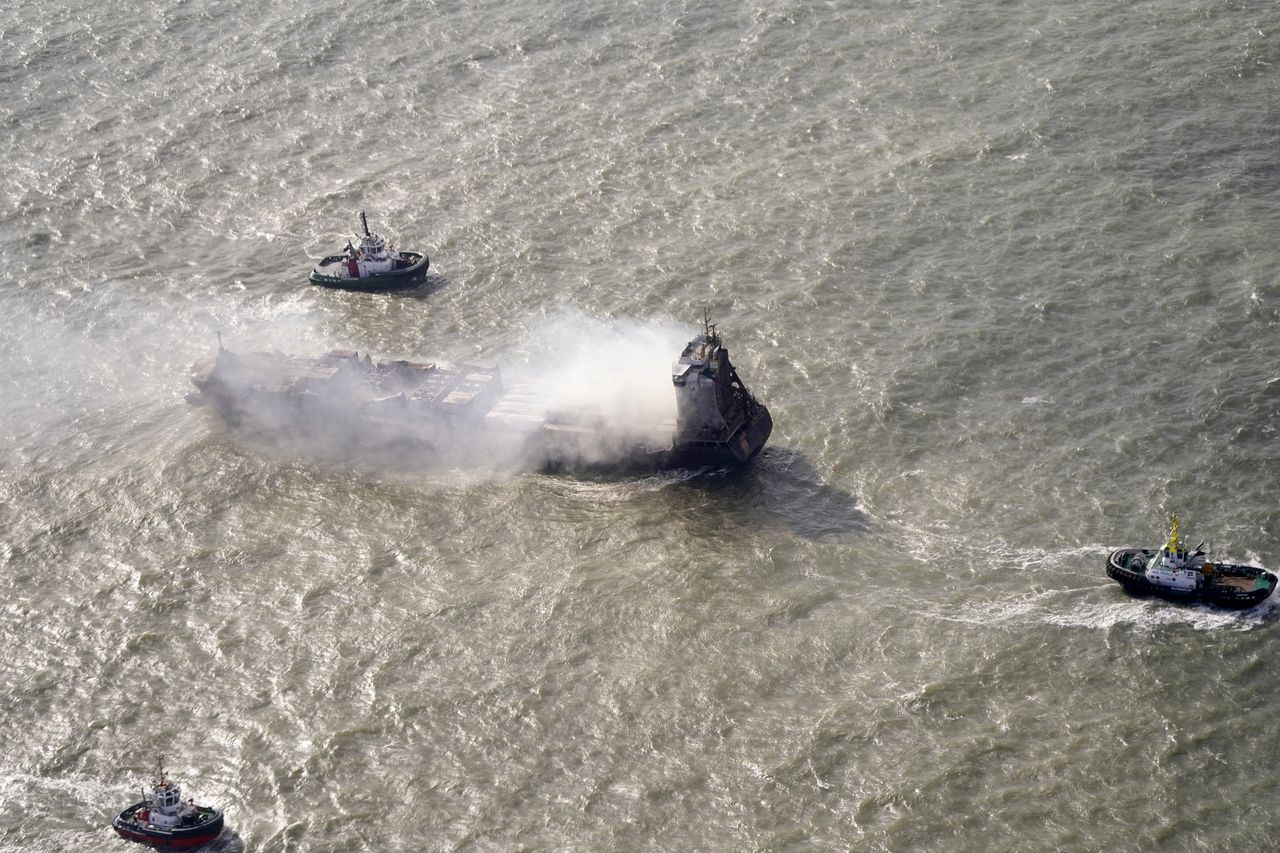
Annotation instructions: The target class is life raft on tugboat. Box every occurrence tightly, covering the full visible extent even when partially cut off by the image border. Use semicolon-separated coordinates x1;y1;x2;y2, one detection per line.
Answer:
112;755;224;849
1106;515;1277;609
309;211;430;291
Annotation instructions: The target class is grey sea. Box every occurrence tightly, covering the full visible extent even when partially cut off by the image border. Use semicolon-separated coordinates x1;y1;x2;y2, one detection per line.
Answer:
5;0;1280;850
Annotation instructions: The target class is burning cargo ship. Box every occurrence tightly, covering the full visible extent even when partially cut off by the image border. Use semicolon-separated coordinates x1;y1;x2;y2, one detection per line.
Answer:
188;318;772;471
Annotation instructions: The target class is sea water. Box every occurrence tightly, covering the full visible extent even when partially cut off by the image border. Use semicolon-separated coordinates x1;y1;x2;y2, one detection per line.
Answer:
3;1;1280;850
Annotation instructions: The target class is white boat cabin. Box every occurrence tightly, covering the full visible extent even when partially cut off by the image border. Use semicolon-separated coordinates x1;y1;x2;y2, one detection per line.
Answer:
1143;547;1204;591
1142;517;1207;592
137;756;200;828
344;230;395;278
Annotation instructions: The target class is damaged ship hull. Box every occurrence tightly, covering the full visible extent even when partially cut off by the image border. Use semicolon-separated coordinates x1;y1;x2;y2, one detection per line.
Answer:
188;321;771;472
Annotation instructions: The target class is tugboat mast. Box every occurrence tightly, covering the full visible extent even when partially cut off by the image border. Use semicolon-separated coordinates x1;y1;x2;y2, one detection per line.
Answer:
360;210;371;237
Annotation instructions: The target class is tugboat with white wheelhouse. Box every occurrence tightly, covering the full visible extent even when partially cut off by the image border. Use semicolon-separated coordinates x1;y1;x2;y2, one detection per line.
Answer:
309;211;430;291
1106;515;1277;609
112;755;224;848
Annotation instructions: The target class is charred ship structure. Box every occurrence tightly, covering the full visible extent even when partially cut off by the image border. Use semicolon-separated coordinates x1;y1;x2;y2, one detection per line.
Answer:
189;317;772;471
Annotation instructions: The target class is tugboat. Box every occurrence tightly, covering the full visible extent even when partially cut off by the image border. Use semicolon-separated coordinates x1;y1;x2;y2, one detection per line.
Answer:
308;211;430;291
1106;515;1278;609
188;313;772;471
112;756;224;848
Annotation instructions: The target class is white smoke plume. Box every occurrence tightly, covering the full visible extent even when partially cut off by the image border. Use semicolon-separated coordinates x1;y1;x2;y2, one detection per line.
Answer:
193;309;696;475
519;311;684;416
507;310;689;471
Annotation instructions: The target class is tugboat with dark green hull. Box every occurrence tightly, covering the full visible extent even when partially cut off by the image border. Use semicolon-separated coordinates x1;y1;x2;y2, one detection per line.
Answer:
1106;515;1277;609
309;212;429;291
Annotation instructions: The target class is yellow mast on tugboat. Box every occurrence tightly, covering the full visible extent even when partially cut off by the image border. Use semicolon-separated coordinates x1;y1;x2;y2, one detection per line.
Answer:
1165;514;1180;553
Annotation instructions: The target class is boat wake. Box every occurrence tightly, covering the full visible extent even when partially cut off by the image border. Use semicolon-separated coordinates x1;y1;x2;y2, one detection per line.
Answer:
907;540;1278;632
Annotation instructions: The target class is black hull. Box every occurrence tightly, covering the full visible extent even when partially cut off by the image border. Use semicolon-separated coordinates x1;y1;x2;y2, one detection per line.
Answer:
1106;549;1277;609
112;802;224;848
663;405;773;469
309;251;429;291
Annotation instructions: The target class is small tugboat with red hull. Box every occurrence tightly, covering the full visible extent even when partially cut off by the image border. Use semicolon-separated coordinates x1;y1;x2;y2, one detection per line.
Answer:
1106;515;1278;609
112;756;224;848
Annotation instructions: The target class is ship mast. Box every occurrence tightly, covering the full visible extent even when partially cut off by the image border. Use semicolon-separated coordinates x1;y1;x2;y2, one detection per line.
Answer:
154;754;168;790
1166;514;1181;553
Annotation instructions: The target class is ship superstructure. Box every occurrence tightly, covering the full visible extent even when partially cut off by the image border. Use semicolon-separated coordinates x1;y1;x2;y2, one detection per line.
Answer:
669;316;773;467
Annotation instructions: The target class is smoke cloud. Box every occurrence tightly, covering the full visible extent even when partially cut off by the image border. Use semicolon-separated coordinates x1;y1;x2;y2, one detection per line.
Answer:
194;310;694;476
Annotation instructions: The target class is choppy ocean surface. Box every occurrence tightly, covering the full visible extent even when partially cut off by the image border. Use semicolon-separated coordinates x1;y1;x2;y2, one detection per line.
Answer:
5;1;1280;850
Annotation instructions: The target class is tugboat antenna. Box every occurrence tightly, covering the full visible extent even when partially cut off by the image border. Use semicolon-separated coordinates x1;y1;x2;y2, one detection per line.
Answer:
361;211;370;237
